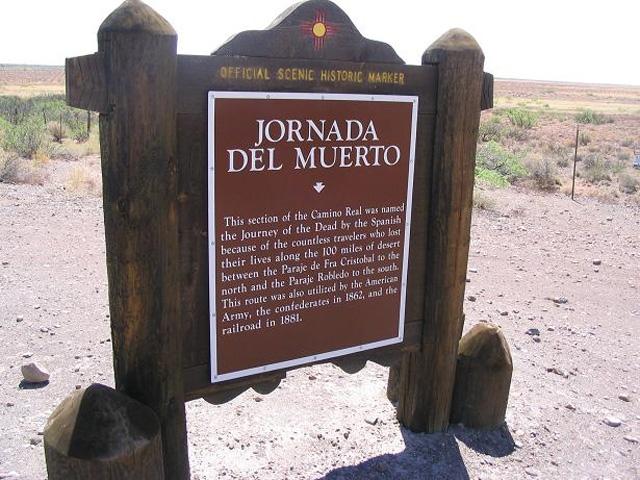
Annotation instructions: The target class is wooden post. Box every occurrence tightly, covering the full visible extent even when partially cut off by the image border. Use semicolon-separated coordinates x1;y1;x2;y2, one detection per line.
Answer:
44;384;164;479
87;110;91;134
97;1;189;478
571;124;579;200
450;323;512;429
396;29;485;432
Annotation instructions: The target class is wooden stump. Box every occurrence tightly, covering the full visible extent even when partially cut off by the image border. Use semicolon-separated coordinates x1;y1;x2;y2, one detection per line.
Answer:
450;323;513;429
44;384;164;480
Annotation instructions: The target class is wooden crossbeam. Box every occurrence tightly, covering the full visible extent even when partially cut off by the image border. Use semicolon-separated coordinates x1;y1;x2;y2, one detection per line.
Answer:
65;53;108;113
481;72;494;110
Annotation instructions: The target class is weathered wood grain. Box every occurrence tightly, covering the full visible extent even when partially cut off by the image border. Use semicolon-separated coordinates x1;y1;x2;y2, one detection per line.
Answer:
65;54;107;113
481;72;494;110
96;1;189;478
396;29;486;433
450;323;513;429
44;384;164;480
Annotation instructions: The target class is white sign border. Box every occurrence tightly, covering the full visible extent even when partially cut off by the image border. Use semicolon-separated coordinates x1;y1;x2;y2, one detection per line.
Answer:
208;91;419;383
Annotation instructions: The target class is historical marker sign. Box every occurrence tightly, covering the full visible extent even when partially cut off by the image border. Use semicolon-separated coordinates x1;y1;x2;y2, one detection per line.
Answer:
209;92;418;382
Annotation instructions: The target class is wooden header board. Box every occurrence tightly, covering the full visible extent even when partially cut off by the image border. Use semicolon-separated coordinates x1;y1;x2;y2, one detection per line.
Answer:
208;91;418;382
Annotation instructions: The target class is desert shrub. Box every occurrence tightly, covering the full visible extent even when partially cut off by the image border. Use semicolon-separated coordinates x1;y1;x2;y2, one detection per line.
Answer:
2;117;49;159
547;143;570;167
68;115;90;143
476;141;527;186
621;138;634;148
0;150;20;182
581;154;611;183
503;126;529;142
579;131;591;146
505;108;538;129
478;117;502;142
473;189;497;210
575;109;612;125
616;150;631;162
618;172;639;194
48;121;67;143
526;155;558;190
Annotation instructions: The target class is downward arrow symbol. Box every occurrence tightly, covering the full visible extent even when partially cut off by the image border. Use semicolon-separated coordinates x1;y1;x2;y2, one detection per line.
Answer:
313;182;325;193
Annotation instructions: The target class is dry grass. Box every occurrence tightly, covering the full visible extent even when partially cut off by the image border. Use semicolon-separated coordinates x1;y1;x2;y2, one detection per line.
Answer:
65;164;100;196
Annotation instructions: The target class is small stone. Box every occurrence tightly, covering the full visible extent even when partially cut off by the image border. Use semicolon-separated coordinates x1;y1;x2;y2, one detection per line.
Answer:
524;468;540;477
532;336;541;343
618;394;631;402
29;437;41;446
499;310;508;316
39;327;49;333
22;352;33;358
21;363;50;383
1;261;9;266
546;367;569;378
75;384;82;390
308;375;317;381
623;436;638;443
467;295;477;302
0;472;20;479
552;297;568;304
469;267;478;273
5;402;15;407
526;328;540;336
547;326;555;331
364;416;378;426
565;403;576;411
606;216;613;221
592;259;602;266
15;316;23;323
603;416;622;427
253;396;263;402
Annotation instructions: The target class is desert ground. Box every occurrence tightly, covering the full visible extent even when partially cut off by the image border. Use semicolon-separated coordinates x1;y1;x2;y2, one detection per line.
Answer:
0;66;639;479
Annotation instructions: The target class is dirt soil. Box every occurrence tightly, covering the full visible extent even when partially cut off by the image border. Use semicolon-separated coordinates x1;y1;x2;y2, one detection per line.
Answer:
1;156;638;480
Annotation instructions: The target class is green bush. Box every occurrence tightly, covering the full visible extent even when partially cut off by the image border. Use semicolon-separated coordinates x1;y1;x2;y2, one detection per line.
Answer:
618;172;639;194
579;131;591;146
478;117;502;142
505;108;538;129
581;154;611;183
575;109;612;125
2;117;49;159
526;155;558;190
476;141;527;185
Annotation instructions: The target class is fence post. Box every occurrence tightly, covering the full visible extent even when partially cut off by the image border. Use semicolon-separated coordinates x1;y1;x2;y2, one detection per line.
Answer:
396;29;485;432
44;384;164;479
97;1;189;478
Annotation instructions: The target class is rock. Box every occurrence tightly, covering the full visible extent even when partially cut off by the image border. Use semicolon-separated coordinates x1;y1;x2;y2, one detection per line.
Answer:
564;403;576;411
526;328;540;336
29;437;41;446
469;267;478;273
552;296;568;304
39;327;49;333
15;316;23;323
0;472;20;479
1;261;9;266
603;416;622;427
618;394;631;402
364;416;378;426
308;375;317;381
546;367;569;378
524;468;540;477
253;396;263;402
623;436;639;443
532;337;541;343
499;310;508;316
21;352;33;358
21;363;50;383
592;259;602;266
467;295;477;302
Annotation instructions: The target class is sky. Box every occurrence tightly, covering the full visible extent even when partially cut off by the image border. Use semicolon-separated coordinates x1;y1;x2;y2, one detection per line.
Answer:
1;0;638;86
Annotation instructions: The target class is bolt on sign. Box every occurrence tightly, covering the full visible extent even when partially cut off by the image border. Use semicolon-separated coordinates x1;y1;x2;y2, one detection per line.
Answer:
209;92;418;381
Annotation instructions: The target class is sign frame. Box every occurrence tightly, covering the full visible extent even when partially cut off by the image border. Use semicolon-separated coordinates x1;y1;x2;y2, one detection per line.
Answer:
207;90;419;383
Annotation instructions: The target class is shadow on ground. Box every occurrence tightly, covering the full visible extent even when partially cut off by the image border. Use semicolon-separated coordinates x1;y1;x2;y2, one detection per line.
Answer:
321;424;514;480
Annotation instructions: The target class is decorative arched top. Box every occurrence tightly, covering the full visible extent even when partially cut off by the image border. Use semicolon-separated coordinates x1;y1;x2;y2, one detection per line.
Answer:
213;0;404;64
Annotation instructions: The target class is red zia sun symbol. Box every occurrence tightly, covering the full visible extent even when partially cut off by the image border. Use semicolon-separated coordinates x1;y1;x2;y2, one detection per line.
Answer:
301;10;337;51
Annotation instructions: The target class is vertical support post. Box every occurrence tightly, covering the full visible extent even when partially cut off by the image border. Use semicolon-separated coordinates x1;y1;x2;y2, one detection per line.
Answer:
87;110;91;134
572;125;579;200
396;29;485;432
97;1;189;478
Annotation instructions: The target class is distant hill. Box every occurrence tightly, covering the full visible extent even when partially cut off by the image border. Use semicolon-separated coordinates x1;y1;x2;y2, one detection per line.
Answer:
0;64;64;86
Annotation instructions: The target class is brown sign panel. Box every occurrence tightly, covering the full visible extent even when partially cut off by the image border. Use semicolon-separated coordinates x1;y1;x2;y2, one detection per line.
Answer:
209;92;418;382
